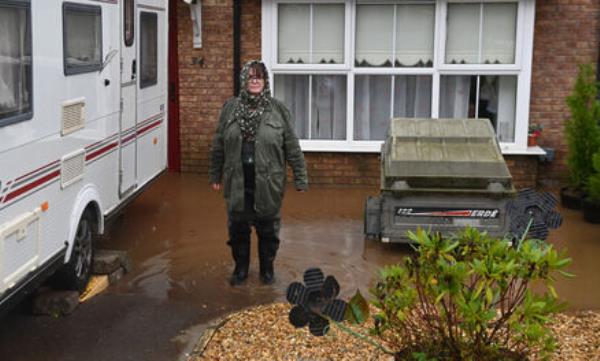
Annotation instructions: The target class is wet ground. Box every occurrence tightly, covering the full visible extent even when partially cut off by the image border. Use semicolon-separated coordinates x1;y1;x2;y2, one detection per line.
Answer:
0;172;598;361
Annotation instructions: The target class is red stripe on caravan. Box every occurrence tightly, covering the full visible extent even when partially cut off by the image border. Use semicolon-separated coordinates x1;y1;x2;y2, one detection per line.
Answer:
85;142;118;162
122;133;137;145
14;160;60;182
4;170;61;203
85;132;118;150
136;120;162;136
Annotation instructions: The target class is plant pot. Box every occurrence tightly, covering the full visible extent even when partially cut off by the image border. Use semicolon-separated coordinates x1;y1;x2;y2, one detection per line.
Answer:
582;198;600;224
527;134;538;147
560;187;585;210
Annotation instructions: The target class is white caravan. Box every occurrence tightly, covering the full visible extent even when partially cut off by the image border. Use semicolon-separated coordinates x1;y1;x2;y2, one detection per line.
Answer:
0;0;168;313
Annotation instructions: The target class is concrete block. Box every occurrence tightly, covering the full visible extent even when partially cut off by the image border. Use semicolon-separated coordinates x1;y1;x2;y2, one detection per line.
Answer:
93;250;121;274
93;250;132;274
33;290;79;317
108;267;125;284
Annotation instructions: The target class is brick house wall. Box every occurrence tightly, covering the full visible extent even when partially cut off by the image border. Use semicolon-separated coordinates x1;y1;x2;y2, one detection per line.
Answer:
530;0;600;188
175;0;599;189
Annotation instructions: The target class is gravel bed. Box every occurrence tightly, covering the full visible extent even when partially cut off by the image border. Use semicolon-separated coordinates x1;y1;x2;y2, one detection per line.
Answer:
189;303;600;361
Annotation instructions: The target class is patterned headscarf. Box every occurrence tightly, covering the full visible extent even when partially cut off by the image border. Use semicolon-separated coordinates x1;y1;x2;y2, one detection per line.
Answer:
235;60;272;142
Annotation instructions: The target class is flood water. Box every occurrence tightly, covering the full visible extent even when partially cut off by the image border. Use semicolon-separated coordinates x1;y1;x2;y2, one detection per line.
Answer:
0;172;598;361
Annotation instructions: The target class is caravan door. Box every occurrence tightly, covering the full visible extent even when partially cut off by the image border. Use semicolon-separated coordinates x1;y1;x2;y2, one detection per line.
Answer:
119;0;137;198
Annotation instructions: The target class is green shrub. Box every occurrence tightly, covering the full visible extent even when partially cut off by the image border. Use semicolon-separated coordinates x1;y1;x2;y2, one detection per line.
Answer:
586;152;600;202
370;228;572;361
565;64;600;189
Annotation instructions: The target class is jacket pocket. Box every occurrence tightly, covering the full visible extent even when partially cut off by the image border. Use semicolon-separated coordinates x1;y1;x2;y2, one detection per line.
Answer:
262;119;284;148
254;166;284;217
267;168;286;208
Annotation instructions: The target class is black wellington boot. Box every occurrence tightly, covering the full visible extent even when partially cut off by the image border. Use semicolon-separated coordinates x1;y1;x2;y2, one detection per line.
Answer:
256;219;280;285
259;254;275;285
258;236;279;285
228;240;250;286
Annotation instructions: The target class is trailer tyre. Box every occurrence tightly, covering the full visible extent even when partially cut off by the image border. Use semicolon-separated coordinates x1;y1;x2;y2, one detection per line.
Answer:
364;196;381;241
57;210;95;293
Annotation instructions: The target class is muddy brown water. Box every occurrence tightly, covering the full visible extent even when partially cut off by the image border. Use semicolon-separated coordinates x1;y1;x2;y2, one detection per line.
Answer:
0;172;598;361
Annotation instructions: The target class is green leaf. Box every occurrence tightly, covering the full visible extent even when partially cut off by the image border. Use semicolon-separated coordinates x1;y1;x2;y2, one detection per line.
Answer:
344;289;370;324
443;241;460;254
435;291;446;304
485;286;493;305
473;282;485;299
547;284;558;299
558;270;576;278
553;258;572;268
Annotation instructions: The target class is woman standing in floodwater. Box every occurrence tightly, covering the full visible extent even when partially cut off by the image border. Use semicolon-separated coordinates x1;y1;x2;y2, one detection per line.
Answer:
209;60;308;286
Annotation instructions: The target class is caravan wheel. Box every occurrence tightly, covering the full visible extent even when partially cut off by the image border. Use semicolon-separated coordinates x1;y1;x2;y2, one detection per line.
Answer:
57;211;95;293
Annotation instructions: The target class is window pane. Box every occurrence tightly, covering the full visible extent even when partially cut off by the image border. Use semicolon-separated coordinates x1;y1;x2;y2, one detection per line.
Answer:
482;3;517;64
356;5;393;67
440;75;517;142
393;76;432;118
278;4;310;64
124;0;134;47
311;75;346;139
313;4;344;64
64;4;102;74
396;5;434;67
354;75;392;140
480;75;517;142
274;75;309;138
140;12;158;88
0;4;32;122
445;4;479;64
439;75;477;118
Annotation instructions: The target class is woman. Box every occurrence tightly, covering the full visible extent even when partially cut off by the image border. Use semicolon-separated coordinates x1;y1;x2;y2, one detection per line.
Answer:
209;60;308;286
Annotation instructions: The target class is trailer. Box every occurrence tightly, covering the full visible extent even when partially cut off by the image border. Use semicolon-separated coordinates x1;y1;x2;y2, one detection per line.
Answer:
0;0;168;313
364;118;561;243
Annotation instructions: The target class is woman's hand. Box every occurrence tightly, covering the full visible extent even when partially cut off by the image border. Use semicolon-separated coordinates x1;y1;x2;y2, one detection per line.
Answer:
211;183;222;191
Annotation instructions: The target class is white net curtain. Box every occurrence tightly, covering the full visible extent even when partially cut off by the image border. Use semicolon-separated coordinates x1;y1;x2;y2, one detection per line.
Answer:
355;4;434;67
274;75;309;138
355;75;432;140
446;3;517;64
274;75;346;140
439;75;517;142
0;6;30;118
278;4;344;64
311;75;346;139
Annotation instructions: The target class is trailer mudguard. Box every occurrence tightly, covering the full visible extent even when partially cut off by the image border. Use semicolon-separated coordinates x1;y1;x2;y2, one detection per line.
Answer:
65;185;104;262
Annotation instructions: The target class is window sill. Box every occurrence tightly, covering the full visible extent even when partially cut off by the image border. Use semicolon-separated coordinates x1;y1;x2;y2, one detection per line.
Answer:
299;141;547;156
500;146;546;156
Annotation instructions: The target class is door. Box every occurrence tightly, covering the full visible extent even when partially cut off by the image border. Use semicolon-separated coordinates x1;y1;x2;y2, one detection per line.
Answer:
137;5;166;184
119;0;137;198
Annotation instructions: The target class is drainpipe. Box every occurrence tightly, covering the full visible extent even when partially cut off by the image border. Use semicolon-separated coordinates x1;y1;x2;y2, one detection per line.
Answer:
233;0;241;96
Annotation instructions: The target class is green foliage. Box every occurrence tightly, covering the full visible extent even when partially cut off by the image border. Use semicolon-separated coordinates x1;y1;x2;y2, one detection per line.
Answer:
370;228;572;361
586;152;600;202
344;290;370;324
565;64;600;189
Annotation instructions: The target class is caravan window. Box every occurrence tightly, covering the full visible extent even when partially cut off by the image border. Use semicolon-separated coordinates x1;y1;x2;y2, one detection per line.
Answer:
0;0;32;127
124;0;134;47
140;12;158;88
63;3;102;75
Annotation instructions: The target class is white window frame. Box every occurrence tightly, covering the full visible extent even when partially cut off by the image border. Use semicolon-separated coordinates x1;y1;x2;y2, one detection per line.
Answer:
262;0;539;154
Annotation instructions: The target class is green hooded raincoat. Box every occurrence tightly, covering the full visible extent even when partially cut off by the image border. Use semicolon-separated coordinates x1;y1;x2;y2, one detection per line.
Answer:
209;68;308;218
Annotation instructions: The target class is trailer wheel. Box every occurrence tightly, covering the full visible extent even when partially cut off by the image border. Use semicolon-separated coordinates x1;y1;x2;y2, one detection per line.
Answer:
57;210;95;293
364;196;381;241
